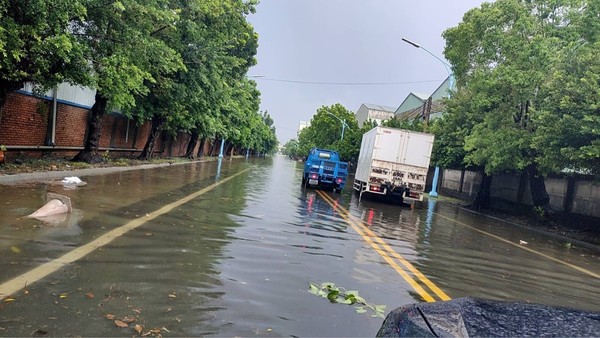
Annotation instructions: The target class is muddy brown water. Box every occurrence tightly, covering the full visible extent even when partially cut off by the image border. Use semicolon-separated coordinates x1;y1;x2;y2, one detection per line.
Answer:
0;156;598;336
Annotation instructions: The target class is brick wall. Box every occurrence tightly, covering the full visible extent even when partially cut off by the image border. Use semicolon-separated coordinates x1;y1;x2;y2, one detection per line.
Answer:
0;93;48;146
55;104;88;147
0;92;193;159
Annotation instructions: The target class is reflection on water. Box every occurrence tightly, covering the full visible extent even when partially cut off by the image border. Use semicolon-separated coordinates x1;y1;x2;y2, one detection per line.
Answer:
0;156;598;337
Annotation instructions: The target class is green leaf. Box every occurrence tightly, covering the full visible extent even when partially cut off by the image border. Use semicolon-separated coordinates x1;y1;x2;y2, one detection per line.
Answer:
355;307;367;314
375;305;387;312
327;290;340;302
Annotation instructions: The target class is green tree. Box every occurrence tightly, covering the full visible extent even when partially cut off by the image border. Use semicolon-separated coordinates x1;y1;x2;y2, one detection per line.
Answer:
533;6;600;175
72;0;183;163
167;0;259;160
381;117;425;132
441;0;594;214
297;103;358;161
282;139;300;158
0;0;90;113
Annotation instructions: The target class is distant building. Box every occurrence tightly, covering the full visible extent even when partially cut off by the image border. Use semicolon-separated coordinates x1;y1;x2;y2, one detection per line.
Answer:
393;92;429;118
355;103;396;127
394;76;452;122
298;121;310;135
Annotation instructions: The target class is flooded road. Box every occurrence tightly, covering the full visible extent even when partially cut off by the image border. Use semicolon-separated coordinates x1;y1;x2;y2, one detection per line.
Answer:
0;156;599;336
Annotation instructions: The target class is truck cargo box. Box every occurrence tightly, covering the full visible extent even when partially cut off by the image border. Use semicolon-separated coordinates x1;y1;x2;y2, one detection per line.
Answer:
353;126;434;203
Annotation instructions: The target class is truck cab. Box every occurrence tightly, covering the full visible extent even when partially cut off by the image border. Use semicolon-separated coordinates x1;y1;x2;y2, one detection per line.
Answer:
302;148;348;192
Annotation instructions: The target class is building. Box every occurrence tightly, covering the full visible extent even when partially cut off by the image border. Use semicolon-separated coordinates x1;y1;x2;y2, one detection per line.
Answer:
355;103;396;127
394;76;452;122
297;121;310;135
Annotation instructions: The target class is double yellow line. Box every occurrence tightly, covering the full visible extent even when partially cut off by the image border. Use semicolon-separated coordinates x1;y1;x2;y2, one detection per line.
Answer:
316;190;450;302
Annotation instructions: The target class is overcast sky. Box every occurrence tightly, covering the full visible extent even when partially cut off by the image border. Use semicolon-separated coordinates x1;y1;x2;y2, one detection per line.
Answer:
247;0;488;143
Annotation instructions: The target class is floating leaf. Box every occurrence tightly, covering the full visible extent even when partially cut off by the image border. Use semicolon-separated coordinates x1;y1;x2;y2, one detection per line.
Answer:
4;298;15;303
168;293;177;299
375;305;387;313
86;292;95;299
59;293;68;299
326;290;340;302
114;320;128;328
105;314;116;320
10;246;21;254
321;282;336;291
309;281;388;319
339;298;353;305
134;324;143;334
122;316;136;323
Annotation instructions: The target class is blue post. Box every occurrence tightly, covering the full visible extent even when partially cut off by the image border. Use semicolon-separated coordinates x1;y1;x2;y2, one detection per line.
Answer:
429;166;440;197
218;139;225;158
245;148;249;159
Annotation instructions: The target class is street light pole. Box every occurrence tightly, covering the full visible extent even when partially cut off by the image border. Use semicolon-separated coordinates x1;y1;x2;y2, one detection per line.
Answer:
402;37;455;198
326;112;349;141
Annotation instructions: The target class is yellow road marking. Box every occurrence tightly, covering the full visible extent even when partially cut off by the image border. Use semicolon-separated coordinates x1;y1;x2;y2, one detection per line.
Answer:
0;169;250;301
435;213;600;279
316;190;448;302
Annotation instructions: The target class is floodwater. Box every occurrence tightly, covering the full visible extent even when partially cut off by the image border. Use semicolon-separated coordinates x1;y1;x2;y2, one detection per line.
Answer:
0;156;598;337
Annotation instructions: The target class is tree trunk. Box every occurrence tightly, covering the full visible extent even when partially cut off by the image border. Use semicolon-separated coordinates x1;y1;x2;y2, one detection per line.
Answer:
73;92;108;163
184;128;199;159
471;170;492;210
209;139;219;157
225;142;234;157
139;114;167;161
197;137;206;157
527;163;553;218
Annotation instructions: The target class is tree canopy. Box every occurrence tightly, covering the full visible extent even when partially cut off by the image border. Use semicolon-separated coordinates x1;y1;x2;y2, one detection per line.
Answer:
0;0;91;110
431;0;600;212
0;0;277;161
292;104;360;162
441;0;599;177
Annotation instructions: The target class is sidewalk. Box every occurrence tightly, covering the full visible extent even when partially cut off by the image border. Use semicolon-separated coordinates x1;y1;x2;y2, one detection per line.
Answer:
0;160;208;185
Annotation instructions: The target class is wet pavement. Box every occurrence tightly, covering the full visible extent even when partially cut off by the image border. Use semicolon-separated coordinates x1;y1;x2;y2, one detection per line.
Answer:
0;156;599;336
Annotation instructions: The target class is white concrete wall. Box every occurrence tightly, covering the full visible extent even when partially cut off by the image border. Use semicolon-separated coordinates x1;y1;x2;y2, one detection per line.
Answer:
546;178;568;211
22;83;96;108
572;181;600;218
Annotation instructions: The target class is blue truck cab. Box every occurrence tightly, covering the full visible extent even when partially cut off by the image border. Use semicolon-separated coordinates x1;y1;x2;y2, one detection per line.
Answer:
302;148;348;192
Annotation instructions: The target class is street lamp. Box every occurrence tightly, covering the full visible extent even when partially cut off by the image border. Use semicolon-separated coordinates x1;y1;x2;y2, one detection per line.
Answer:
401;38;454;91
402;37;455;198
326;112;350;141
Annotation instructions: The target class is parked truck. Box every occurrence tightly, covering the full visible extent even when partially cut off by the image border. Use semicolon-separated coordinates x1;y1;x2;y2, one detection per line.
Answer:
353;126;434;204
302;148;348;192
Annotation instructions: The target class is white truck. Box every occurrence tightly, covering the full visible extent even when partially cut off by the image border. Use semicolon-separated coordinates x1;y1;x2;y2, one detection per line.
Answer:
353;126;435;204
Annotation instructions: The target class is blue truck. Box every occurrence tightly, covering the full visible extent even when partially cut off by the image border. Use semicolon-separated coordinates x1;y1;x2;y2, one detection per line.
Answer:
302;148;349;192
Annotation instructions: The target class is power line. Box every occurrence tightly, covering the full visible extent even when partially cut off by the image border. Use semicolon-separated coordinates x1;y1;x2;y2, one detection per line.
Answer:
251;77;444;86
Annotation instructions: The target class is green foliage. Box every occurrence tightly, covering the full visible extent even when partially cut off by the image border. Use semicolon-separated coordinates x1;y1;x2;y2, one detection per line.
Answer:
0;0;91;94
296;104;360;161
382;117;425;132
309;282;386;319
282;139;301;158
436;0;600;176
